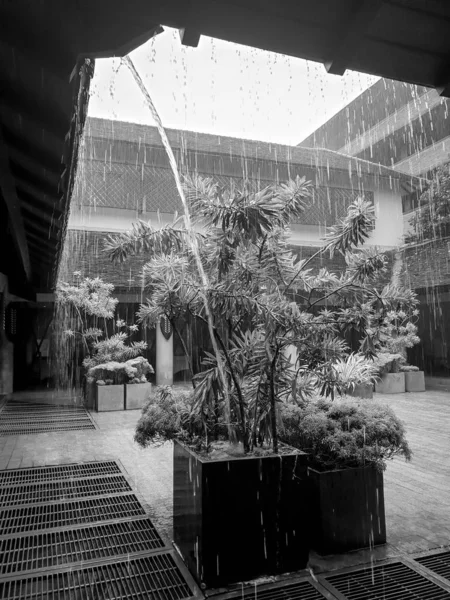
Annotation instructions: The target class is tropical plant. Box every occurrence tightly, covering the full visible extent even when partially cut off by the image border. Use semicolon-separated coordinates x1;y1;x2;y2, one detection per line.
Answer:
56;273;150;388
105;174;418;455
56;274;118;359
406;163;450;243
280;398;411;471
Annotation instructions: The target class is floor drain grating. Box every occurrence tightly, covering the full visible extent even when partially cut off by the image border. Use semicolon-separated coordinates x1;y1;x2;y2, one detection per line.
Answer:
0;423;96;435
0;403;95;435
0;494;146;535
0;475;132;507
224;580;326;600
415;551;450;582
324;561;450;599
0;518;165;574
0;461;121;486
0;552;194;600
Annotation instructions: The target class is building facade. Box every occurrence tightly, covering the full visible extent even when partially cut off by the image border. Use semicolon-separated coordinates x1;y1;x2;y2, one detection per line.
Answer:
299;78;450;376
39;116;421;386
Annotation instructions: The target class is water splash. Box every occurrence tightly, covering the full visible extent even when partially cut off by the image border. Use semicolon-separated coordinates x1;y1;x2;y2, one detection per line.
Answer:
121;55;232;428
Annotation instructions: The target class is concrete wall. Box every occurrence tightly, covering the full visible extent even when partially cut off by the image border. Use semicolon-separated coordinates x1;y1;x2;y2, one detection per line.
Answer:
0;273;13;395
370;190;404;247
69;190;404;249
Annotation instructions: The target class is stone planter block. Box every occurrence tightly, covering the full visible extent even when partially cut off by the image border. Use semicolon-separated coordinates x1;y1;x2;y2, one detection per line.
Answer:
405;371;425;392
125;382;152;409
96;384;124;411
375;372;405;394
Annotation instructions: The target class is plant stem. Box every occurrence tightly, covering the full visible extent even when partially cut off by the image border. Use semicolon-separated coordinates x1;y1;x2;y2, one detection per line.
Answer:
170;317;196;388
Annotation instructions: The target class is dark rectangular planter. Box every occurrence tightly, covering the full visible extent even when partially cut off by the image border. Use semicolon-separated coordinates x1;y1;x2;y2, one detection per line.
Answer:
173;440;311;588
308;465;386;555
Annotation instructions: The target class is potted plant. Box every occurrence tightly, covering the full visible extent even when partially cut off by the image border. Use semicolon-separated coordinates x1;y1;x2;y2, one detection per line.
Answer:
400;364;426;392
55;274;119;405
281;397;411;555
107;174;419;587
84;327;149;412
125;356;154;409
373;352;406;393
373;307;420;394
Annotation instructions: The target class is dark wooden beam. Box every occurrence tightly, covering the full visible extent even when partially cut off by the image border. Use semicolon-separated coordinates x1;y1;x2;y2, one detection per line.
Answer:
0;124;31;281
0;86;69;139
10;163;59;200
179;28;201;47
15;180;62;214
0;126;59;172
325;0;384;76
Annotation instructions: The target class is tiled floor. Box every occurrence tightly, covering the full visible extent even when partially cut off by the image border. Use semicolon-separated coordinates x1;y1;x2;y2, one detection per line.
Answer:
0;388;449;572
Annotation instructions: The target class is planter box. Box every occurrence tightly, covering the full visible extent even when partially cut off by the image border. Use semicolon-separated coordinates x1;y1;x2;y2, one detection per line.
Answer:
125;382;152;409
375;372;405;394
405;371;425;392
95;384;124;411
308;465;386;555
347;383;373;399
173;440;311;588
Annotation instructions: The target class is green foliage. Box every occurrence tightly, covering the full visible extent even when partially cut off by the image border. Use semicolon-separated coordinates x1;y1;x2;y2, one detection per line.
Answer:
372;352;405;374
134;385;208;448
399;365;420;372
280;398;411;471
87;356;153;385
406;163;450;243
83;332;148;370
105;174;417;455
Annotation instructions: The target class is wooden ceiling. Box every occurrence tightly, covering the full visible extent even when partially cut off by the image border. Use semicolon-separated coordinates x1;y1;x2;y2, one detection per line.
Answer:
1;0;450;297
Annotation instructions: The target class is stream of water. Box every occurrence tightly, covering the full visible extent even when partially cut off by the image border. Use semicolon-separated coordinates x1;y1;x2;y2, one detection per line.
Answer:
121;55;232;428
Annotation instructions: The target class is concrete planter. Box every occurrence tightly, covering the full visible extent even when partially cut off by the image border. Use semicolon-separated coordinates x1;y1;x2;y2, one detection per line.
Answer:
125;382;152;410
173;440;311;588
347;383;374;399
405;371;425;392
375;372;405;394
95;384;125;411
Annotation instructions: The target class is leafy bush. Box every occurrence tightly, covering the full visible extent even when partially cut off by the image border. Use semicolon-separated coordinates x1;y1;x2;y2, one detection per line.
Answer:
87;357;153;385
399;365;420;372
134;386;205;447
280;398;411;471
372;352;405;374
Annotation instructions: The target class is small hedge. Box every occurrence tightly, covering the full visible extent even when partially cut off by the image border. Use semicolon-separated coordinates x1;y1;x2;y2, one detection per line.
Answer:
280;398;411;471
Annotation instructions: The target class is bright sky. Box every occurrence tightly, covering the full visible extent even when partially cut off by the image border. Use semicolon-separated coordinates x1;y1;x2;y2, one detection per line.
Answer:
88;27;379;146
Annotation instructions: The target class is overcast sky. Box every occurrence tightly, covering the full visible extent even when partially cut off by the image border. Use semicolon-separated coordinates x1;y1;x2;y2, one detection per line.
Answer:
88;27;378;146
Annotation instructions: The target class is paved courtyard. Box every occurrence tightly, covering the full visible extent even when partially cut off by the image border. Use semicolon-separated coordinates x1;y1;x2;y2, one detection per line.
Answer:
0;388;449;573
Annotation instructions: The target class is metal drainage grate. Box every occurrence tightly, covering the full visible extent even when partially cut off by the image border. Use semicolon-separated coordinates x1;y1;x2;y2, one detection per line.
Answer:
225;580;326;600
325;561;450;599
0;518;165;574
415;551;450;582
0;552;194;600
0;422;96;435
0;461;121;486
0;475;132;507
0;494;145;535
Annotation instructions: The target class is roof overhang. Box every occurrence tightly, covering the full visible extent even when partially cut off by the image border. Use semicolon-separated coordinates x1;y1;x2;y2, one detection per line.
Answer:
2;0;449;296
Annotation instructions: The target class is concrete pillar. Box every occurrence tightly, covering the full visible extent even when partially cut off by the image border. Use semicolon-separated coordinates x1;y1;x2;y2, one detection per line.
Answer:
156;320;173;385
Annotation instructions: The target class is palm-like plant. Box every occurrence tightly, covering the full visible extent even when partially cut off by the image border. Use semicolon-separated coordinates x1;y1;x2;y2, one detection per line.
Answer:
105;174;418;453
